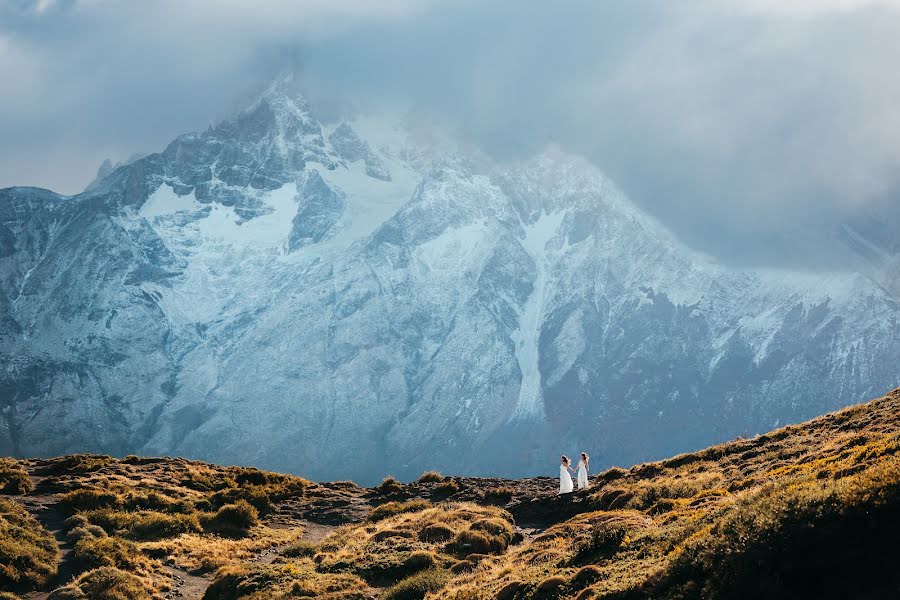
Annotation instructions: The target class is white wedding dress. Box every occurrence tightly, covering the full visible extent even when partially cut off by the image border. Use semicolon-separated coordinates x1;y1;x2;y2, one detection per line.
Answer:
559;464;574;494
576;460;589;490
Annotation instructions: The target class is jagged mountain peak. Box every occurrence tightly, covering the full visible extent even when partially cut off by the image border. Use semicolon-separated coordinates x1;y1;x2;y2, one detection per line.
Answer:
1;86;898;484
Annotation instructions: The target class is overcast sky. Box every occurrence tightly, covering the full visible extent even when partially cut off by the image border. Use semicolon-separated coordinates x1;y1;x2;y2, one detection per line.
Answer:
2;0;899;266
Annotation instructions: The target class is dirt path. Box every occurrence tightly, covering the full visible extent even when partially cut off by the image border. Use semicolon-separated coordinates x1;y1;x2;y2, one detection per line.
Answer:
163;565;212;600
15;482;78;600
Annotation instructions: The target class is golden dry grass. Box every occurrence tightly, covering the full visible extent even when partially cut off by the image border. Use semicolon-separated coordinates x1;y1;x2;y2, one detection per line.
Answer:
2;389;899;600
0;497;58;590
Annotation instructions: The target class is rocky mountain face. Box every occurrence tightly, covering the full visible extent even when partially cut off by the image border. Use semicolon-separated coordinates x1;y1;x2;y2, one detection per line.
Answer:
2;80;899;483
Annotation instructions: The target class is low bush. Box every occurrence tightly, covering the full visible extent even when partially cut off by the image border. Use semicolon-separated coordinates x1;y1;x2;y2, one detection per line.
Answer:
471;518;514;544
46;567;147;600
382;568;450;600
123;491;191;514
204;563;368;599
534;575;568;599
208;486;272;516
0;459;32;495
418;471;445;483
83;509;200;540
201;500;259;536
0;497;58;589
571;523;627;563
280;540;319;558
419;523;456;543
73;536;147;572
448;529;496;556
434;479;460;497
378;476;405;495
38;455;113;477
448;520;512;556
67;524;108;543
483;486;514;504
367;499;430;522
60;488;122;512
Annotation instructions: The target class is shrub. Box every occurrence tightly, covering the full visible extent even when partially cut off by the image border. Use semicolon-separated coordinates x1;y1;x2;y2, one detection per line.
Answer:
418;471;445;483
47;567;147;600
208;486;273;515
0;459;32;495
0;498;58;589
483;486;514;504
471;518;514;543
378;476;405;495
367;500;430;522
450;559;476;574
60;488;122;512
205;563;367;599
434;479;460;497
73;536;146;572
349;550;438;585
419;523;456;543
448;529;495;556
371;528;413;542
571;523;627;563
571;565;605;589
67;524;108;543
202;500;259;536
123;491;190;514
281;540;319;558
83;509;200;540
448;522;512;556
534;575;568;599
38;455;113;477
382;568;450;600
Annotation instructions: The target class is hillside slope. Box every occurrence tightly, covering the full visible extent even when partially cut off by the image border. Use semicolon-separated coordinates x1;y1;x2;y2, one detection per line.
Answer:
1;389;898;599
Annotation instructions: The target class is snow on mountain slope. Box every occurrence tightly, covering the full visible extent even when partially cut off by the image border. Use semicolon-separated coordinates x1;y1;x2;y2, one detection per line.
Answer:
1;80;898;482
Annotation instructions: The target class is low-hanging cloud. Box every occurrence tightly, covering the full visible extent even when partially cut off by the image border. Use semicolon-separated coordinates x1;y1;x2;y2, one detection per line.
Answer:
2;0;899;266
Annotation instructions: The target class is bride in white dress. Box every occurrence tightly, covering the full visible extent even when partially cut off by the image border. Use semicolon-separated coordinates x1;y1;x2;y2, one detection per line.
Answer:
576;452;590;490
559;455;575;494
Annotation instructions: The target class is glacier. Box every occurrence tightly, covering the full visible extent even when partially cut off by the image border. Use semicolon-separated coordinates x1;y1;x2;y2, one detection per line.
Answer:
1;79;898;483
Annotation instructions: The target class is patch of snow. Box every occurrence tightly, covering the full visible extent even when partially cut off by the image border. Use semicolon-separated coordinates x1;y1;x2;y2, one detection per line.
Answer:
300;159;419;255
512;209;567;419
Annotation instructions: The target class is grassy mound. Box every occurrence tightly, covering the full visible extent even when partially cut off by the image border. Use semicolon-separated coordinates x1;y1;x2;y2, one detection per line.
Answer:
0;497;58;590
0;459;32;495
437;390;900;599
46;567;149;600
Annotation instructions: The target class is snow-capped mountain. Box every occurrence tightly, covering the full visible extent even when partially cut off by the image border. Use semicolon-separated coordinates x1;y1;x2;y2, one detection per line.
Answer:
2;79;898;483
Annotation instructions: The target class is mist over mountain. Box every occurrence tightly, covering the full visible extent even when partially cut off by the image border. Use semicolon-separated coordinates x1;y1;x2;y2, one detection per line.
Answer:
1;78;897;483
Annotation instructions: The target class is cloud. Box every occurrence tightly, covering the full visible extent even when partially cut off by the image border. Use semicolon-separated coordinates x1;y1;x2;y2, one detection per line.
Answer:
1;0;898;266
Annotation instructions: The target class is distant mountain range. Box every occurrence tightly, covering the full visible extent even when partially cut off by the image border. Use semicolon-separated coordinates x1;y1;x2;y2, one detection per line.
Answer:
1;77;898;483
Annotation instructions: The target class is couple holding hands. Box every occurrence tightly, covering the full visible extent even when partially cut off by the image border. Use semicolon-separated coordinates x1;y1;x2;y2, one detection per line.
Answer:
559;452;590;494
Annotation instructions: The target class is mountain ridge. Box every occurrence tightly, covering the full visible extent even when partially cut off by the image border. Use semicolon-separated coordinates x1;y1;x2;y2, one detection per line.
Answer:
1;83;898;483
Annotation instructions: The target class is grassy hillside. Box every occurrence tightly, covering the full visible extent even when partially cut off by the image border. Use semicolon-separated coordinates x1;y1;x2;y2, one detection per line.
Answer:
1;389;898;599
